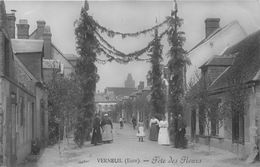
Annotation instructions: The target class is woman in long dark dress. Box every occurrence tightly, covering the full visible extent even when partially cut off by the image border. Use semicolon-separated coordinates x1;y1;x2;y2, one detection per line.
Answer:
176;114;187;148
91;114;102;145
101;114;113;143
149;116;159;141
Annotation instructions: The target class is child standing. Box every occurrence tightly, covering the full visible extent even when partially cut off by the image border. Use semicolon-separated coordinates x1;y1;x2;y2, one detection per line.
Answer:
136;122;145;142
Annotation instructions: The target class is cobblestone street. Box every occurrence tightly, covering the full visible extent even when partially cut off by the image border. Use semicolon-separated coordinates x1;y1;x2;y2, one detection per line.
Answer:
18;123;259;167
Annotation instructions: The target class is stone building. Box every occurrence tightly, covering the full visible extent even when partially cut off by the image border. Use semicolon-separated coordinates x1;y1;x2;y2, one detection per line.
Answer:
186;18;247;86
16;18;76;81
204;31;260;158
185;18;247;136
186;18;260;159
0;1;48;166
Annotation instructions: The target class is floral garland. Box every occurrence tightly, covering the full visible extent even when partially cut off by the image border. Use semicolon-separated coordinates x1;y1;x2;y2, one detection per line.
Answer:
95;29;168;63
93;17;170;38
95;29;168;57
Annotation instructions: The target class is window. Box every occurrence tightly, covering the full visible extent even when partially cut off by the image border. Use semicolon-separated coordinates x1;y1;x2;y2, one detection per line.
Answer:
4;38;10;76
210;99;222;136
232;107;244;144
198;104;205;135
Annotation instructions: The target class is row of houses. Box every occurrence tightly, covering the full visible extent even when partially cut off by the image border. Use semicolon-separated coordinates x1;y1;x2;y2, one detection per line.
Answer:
94;74;137;118
185;18;260;159
94;74;149;124
0;1;77;166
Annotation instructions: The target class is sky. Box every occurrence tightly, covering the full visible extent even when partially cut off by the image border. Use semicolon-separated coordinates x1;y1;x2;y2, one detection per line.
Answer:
4;0;260;92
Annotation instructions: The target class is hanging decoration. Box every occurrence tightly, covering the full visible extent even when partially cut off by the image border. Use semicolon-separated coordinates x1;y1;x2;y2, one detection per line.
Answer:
94;29;168;63
93;17;171;38
76;0;173;64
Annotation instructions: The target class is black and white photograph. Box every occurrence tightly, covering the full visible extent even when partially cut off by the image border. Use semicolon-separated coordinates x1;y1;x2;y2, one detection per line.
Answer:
0;0;260;166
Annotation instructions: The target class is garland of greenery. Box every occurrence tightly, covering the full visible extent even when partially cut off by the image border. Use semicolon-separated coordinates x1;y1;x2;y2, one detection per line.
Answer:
93;17;170;38
94;29;168;64
95;29;168;59
74;4;99;147
167;1;190;147
150;29;165;120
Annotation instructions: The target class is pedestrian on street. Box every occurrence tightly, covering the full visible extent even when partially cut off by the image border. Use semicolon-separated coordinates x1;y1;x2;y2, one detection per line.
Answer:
158;115;170;145
176;114;187;148
132;117;137;130
149;116;159;141
119;117;124;129
91;113;102;146
101;114;113;143
136;121;145;142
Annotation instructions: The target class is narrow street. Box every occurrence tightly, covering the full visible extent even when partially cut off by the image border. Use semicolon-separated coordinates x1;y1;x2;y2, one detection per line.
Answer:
19;123;259;167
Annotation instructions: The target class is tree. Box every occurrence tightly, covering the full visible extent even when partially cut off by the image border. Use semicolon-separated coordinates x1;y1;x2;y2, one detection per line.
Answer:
74;1;99;147
47;69;82;146
185;73;224;153
167;0;190;145
150;29;165;120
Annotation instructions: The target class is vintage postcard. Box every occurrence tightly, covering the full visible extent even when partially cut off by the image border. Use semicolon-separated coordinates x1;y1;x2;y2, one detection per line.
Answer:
0;0;260;167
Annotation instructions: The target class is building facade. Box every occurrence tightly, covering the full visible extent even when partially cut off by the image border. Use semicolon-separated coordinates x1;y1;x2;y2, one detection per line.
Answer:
0;1;48;166
185;18;247;137
186;19;260;159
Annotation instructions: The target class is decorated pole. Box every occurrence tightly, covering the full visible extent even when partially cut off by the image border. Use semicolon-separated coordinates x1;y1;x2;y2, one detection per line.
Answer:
74;0;99;147
167;0;190;147
150;27;165;120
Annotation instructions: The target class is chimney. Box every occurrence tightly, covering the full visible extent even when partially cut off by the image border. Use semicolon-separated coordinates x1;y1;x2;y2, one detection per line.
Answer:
205;18;220;38
35;20;46;39
43;25;52;59
6;13;16;38
16;19;30;39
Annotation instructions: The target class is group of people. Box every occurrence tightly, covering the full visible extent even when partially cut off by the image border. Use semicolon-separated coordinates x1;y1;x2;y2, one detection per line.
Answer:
149;115;171;145
134;114;187;148
91;113;113;145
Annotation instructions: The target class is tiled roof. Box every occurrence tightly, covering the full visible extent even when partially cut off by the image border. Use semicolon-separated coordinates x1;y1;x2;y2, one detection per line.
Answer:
64;54;79;60
11;39;43;53
209;30;260;91
200;56;234;68
51;43;74;67
188;21;244;53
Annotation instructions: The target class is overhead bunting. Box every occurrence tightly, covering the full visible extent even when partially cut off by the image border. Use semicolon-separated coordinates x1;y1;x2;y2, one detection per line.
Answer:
78;2;175;64
95;29;168;63
93;17;170;38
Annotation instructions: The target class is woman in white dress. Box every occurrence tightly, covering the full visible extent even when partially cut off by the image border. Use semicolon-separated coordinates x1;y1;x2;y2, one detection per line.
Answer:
158;116;170;145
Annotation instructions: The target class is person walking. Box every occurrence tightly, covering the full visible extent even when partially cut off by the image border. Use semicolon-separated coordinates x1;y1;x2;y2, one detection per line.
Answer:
149;116;159;141
158;116;170;145
132;117;137;130
136;121;145;142
119;117;124;129
101;114;113;143
91;113;102;146
176;114;187;148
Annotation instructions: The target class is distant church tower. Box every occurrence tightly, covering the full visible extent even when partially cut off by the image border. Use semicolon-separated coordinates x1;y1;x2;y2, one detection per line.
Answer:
125;73;135;88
